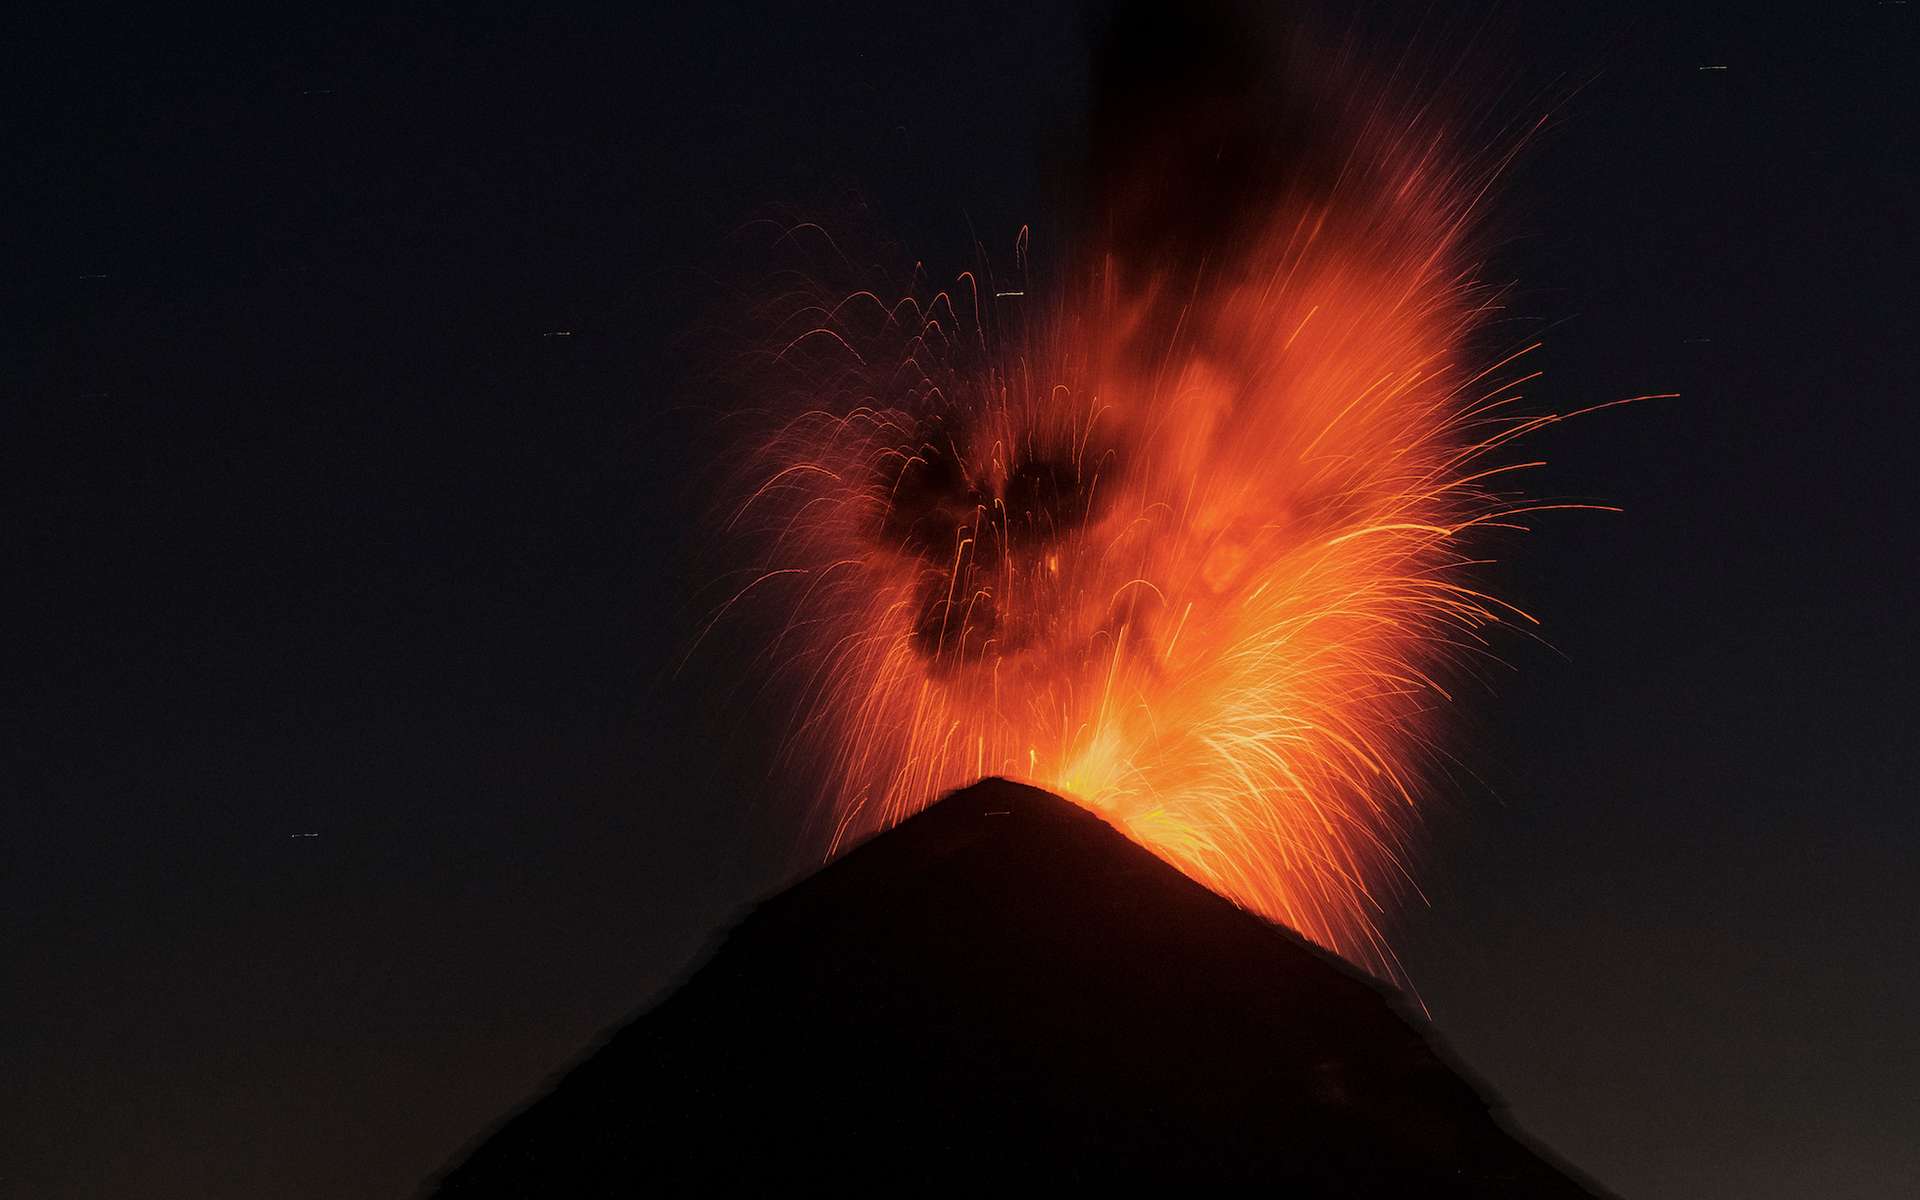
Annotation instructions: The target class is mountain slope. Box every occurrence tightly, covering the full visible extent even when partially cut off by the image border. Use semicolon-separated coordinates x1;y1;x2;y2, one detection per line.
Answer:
427;778;1606;1193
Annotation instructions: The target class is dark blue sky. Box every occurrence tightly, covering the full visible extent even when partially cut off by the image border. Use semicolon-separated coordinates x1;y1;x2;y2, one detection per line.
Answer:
6;2;1916;1196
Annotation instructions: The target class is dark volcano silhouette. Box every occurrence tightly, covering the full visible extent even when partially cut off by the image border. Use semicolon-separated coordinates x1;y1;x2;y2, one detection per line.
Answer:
426;779;1607;1194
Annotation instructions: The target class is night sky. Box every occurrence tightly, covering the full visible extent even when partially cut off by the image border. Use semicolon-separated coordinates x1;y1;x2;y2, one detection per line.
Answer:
7;3;1916;1197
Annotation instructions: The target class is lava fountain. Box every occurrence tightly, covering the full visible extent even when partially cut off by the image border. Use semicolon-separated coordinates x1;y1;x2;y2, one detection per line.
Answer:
706;11;1658;976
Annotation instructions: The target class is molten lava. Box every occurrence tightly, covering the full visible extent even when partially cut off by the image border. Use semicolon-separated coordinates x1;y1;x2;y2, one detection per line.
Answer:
710;50;1660;977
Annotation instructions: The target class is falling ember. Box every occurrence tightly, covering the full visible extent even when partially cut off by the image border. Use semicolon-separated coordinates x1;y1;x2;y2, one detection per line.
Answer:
706;14;1660;977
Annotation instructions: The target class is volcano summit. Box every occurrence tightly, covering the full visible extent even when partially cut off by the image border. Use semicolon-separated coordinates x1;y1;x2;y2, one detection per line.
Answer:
427;779;1607;1194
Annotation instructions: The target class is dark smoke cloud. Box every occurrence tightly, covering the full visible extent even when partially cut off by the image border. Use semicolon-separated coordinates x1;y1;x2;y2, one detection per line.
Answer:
1080;1;1340;276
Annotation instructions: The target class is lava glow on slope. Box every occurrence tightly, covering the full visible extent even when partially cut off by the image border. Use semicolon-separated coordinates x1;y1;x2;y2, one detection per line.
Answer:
708;38;1657;978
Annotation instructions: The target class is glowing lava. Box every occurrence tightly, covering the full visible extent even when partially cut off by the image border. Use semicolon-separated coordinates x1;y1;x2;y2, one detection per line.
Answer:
710;66;1660;977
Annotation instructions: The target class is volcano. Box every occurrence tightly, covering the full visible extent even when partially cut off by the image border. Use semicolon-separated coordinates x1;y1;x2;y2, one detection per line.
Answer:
425;779;1606;1194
